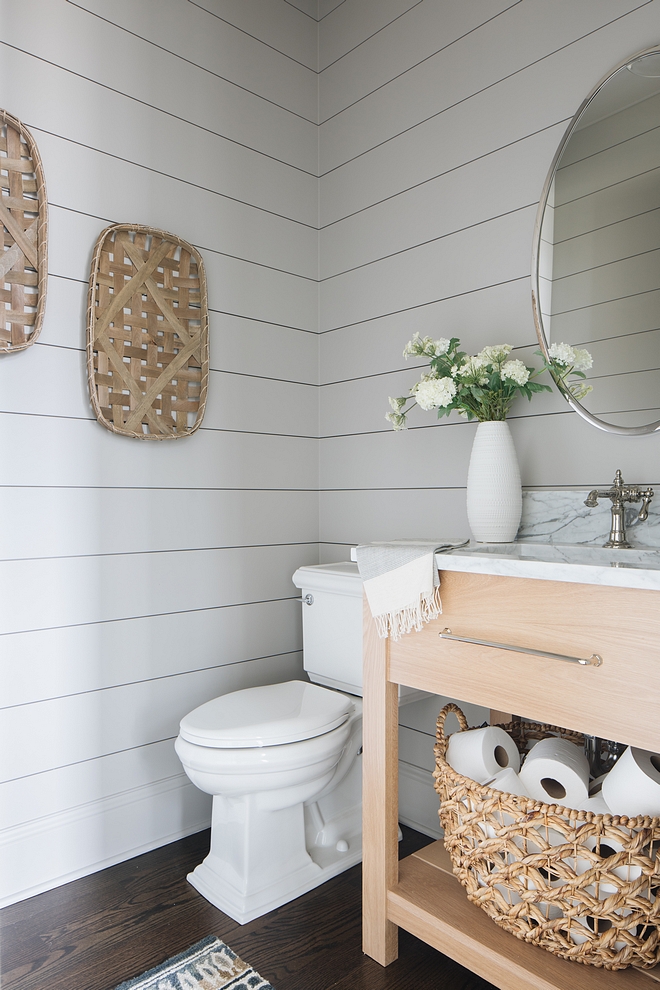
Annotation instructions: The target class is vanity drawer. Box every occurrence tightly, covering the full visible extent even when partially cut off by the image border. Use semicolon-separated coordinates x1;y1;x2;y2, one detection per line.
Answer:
388;570;660;751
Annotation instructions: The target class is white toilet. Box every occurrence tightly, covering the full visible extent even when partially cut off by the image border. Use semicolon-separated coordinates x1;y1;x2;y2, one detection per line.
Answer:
175;562;367;925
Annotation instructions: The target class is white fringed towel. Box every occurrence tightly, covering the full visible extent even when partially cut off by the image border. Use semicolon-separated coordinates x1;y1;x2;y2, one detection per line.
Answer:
355;540;468;640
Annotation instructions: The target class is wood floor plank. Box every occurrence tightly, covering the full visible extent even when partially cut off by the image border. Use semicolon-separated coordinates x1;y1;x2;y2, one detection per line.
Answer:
0;828;497;990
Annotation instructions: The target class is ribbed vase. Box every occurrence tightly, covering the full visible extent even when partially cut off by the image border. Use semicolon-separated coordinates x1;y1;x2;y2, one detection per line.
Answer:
466;421;522;543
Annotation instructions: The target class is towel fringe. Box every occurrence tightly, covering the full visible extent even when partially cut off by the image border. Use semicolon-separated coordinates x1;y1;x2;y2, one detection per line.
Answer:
373;584;442;641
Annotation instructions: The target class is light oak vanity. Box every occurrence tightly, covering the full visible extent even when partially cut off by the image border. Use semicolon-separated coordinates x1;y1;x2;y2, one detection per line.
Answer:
362;546;660;989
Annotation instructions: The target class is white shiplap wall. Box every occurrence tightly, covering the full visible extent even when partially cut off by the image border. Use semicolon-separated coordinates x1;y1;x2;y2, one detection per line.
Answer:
318;0;660;561
6;0;660;904
0;0;320;906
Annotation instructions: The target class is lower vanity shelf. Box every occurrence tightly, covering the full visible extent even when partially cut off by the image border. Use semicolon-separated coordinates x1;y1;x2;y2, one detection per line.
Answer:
393;843;660;990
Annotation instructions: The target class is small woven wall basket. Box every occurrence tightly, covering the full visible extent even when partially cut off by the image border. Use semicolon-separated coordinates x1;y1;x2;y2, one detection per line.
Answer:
0;110;48;353
87;224;209;439
433;704;660;971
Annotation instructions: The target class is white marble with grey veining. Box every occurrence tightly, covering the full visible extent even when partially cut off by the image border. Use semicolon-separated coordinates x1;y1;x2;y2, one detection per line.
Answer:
437;540;660;591
518;488;660;548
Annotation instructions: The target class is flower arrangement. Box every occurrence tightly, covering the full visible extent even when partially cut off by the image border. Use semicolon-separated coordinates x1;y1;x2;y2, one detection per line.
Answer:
386;334;593;429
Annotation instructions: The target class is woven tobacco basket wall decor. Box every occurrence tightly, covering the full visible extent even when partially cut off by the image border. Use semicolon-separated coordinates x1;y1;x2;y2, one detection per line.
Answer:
0;110;48;353
87;224;209;439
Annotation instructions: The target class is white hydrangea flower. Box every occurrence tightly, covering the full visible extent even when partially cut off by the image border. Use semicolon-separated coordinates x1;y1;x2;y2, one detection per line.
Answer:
478;344;512;364
388;395;406;412
385;411;407;430
458;356;488;384
572;347;593;372
548;341;576;366
403;332;452;359
501;359;530;386
413;376;457;410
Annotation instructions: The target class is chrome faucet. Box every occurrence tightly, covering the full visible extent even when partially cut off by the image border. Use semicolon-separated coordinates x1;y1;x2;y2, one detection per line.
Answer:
584;469;654;548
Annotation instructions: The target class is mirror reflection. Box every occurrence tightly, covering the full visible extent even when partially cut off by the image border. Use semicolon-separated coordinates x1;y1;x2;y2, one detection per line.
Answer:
534;48;660;435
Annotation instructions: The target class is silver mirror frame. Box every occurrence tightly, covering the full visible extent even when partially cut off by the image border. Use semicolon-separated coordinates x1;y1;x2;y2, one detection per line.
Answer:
531;45;660;436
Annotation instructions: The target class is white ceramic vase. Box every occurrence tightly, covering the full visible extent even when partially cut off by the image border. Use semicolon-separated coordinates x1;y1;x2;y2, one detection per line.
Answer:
466;421;522;543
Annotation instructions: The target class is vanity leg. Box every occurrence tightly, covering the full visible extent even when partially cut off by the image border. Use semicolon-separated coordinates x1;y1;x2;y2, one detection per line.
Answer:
362;597;399;965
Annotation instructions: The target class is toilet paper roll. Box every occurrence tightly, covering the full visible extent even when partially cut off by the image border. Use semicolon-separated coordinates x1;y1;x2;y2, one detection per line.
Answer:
602;746;660;818
589;774;608;797
520;737;589;808
446;725;520;783
578;794;611;815
484;767;529;798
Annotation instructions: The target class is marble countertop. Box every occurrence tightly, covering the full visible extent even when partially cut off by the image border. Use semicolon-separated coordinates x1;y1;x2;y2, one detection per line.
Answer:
436;541;660;591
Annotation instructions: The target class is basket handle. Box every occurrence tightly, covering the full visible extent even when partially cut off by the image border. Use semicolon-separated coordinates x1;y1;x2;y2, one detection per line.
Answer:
435;703;469;759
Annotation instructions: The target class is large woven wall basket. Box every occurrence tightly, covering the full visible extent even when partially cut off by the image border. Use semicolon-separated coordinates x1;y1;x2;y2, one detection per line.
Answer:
0;110;48;353
87;224;209;439
434;704;660;971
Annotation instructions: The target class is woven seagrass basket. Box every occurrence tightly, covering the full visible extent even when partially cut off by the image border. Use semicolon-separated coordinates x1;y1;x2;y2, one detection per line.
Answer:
433;704;660;971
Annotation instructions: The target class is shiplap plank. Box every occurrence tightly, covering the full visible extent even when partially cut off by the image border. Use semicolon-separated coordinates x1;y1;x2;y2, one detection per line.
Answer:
0;0;317;173
73;0;318;120
47;207;318;331
320;412;657;496
213;313;318;383
319;0;345;18
319;0;515;121
0;489;317;561
191;0;318;70
318;0;419;71
320;124;564;278
38;130;317;279
319;6;660;224
0;544;317;636
1;49;317;225
319;279;532;383
320;207;536;331
318;0;646;173
286;0;318;19
205;371;318;435
40;279;319;385
0;415;318;489
0;738;182;831
0;345;318;437
0;653;305;784
319;488;470;546
1;599;303;708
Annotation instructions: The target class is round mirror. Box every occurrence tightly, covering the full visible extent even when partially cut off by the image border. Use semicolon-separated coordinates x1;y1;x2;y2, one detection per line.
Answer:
532;46;660;435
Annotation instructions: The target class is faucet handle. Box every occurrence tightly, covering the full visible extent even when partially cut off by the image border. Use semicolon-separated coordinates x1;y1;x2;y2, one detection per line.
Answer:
638;491;654;522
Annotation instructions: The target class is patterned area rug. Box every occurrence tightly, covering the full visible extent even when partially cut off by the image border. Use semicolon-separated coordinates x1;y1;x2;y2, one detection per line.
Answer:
113;934;275;990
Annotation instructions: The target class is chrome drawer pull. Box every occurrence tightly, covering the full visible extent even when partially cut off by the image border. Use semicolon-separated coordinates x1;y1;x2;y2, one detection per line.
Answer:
439;628;603;667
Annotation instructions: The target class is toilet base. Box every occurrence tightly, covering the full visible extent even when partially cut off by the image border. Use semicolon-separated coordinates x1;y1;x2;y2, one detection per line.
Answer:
186;731;363;925
187;831;362;925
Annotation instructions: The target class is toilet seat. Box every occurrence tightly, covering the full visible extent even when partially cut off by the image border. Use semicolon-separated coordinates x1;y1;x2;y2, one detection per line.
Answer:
179;679;353;748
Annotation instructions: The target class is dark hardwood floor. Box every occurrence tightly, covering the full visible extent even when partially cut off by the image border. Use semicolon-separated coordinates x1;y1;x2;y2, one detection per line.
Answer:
0;826;497;990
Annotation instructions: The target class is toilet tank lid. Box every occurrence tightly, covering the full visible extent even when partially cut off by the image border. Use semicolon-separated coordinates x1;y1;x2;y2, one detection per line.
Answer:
292;561;362;596
178;680;353;748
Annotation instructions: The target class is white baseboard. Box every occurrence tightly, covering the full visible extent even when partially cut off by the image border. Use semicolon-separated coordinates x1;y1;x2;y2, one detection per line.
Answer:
398;760;442;839
0;774;211;908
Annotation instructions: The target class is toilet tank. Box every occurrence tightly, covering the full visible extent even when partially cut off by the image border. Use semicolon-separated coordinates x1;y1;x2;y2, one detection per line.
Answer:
292;562;363;697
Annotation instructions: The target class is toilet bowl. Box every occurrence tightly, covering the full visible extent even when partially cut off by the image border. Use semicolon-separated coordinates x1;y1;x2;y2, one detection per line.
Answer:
175;679;363;924
175;563;389;924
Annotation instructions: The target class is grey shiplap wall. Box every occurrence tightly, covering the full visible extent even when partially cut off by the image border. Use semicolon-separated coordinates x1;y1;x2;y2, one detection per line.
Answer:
0;0;319;906
318;0;660;559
